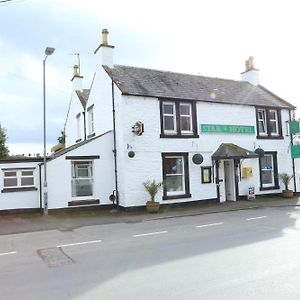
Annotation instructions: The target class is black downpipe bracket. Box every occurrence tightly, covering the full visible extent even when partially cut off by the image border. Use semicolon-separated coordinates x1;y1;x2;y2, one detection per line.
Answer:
111;80;119;208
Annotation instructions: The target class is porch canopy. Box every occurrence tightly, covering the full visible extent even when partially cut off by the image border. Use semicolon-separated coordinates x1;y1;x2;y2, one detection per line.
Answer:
212;143;258;160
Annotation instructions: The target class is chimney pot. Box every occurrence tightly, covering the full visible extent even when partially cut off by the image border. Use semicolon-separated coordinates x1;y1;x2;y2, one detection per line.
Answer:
102;28;109;46
73;65;80;76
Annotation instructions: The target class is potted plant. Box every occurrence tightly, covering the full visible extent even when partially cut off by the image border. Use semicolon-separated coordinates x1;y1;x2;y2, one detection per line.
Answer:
279;173;294;198
143;180;163;213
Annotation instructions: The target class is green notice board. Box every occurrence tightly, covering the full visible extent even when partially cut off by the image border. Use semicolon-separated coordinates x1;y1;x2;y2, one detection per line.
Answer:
291;145;300;158
290;120;300;135
201;124;255;134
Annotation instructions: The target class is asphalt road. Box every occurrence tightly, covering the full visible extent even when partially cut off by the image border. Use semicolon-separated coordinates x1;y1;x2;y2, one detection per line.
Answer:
1;206;300;299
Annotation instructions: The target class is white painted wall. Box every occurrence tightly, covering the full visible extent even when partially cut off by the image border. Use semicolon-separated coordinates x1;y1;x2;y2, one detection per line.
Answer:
65;91;85;147
0;160;41;210
45;131;115;209
115;94;294;207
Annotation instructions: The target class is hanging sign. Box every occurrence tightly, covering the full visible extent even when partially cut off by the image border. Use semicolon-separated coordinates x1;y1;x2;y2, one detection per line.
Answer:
201;124;255;134
291;145;300;158
290;120;300;135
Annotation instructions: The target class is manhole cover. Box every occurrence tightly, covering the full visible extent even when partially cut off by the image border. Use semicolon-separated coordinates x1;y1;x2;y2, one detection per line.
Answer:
37;247;74;267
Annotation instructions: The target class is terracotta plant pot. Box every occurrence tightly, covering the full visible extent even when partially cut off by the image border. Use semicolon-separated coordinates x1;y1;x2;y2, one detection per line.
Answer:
282;190;294;198
146;201;160;213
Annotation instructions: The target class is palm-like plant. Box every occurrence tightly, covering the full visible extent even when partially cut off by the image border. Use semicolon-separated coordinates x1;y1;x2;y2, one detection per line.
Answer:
143;180;163;202
279;173;294;191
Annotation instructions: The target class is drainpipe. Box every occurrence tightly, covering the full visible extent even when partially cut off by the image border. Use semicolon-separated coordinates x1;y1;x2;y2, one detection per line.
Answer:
83;110;87;141
111;79;119;208
38;163;42;211
289;110;296;192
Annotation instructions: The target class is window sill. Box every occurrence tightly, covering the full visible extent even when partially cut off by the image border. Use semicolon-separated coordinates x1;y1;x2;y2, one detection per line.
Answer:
163;193;192;200
256;135;283;140
259;185;280;191
160;134;199;139
1;187;38;193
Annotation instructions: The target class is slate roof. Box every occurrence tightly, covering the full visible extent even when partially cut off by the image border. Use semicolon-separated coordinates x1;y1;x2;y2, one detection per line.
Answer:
212;143;258;160
103;65;295;109
76;89;90;109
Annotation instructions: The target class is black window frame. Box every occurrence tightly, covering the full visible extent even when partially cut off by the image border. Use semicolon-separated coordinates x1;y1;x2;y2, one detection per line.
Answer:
255;107;283;139
201;166;212;184
258;151;280;191
162;152;191;200
160;99;199;138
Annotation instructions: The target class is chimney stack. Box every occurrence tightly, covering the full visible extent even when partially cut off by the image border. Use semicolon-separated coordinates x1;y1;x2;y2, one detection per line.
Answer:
71;64;83;91
102;28;109;46
94;28;114;68
241;56;260;86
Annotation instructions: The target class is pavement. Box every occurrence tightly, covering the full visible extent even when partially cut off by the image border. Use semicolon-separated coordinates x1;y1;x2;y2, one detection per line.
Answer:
1;196;300;235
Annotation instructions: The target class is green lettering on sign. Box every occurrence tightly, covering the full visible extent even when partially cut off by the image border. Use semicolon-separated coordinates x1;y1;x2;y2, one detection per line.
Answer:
201;124;255;134
291;145;300;158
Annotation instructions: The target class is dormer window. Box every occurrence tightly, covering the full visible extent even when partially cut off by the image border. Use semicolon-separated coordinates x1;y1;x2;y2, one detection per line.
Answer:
256;107;282;139
87;104;95;138
160;100;198;138
76;113;82;143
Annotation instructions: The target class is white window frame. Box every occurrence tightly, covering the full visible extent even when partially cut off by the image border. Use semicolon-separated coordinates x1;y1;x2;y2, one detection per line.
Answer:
3;169;35;188
269;109;279;136
257;108;267;135
180;103;193;135
76;113;81;141
163;102;177;134
164;155;185;196
71;160;94;199
260;154;274;187
87;107;94;136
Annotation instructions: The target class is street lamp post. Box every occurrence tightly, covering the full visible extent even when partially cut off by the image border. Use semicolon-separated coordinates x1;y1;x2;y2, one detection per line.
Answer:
43;47;55;215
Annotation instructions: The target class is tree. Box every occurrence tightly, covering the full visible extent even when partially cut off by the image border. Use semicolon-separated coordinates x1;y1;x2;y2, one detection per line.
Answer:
0;123;9;158
57;130;66;145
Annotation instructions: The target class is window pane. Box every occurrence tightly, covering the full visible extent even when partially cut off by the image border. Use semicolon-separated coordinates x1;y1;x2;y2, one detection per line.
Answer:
269;110;276;119
180;116;191;131
261;156;272;169
4;171;16;177
72;179;93;197
22;171;33;176
180;104;190;115
258;121;265;133
166;175;183;192
164;116;175;131
163;104;174;114
21;178;34;186
261;170;273;184
269;121;278;133
4;178;17;187
165;157;183;174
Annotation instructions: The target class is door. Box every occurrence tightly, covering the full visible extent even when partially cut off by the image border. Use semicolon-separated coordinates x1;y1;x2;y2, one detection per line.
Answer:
224;160;236;201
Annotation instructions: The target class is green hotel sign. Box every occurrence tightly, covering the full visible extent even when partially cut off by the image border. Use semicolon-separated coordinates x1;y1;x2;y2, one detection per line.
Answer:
201;124;255;134
291;145;300;158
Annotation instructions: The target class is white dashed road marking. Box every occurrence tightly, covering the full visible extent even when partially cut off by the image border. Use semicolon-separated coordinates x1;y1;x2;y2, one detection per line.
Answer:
0;251;17;257
133;231;168;238
57;240;102;248
246;216;267;221
196;222;224;228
